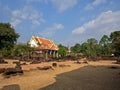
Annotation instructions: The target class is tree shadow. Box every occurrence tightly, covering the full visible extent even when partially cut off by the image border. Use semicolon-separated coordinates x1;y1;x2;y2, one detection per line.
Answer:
40;65;120;90
0;84;20;90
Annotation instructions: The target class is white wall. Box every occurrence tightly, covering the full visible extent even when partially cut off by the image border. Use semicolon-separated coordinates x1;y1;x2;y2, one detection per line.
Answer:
29;38;38;47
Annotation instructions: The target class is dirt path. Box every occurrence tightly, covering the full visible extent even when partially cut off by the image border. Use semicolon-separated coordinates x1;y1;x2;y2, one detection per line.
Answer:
40;65;120;90
0;60;120;90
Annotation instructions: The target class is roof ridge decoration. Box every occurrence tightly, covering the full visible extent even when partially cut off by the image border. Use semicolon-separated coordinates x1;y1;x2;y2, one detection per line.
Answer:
32;36;37;43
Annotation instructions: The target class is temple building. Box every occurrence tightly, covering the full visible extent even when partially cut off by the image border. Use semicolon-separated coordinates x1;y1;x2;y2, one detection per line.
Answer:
28;36;58;61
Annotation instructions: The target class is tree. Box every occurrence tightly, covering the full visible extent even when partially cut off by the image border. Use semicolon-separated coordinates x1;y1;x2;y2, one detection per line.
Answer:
71;43;81;53
81;42;89;55
0;23;19;56
87;38;98;56
110;31;120;56
12;43;34;57
58;44;67;57
99;35;112;56
0;23;19;50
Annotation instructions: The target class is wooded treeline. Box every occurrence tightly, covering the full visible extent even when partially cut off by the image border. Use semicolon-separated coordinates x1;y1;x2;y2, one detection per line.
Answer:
58;31;120;57
0;22;120;58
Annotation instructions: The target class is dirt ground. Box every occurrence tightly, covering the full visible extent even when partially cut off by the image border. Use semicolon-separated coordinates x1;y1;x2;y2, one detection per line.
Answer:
0;59;120;90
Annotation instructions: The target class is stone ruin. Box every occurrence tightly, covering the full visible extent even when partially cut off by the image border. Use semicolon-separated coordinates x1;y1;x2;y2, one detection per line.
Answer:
116;57;120;64
0;61;23;78
0;56;8;64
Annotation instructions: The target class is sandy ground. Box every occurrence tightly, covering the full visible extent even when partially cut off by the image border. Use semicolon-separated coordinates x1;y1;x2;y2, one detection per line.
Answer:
0;59;120;90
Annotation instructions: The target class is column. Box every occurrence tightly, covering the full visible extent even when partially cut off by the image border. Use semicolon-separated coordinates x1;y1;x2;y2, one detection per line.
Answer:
53;51;56;58
56;51;58;58
45;50;48;61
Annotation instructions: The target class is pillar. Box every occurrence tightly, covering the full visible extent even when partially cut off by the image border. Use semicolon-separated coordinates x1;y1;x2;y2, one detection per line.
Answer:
53;51;56;58
45;50;48;61
50;50;52;55
56;51;58;58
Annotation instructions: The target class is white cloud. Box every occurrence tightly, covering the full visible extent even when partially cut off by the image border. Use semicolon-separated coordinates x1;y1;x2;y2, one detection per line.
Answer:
26;0;48;4
85;0;106;10
39;23;64;38
72;26;85;34
72;10;120;43
11;19;22;27
51;0;77;12
11;6;45;27
53;23;64;29
26;0;77;12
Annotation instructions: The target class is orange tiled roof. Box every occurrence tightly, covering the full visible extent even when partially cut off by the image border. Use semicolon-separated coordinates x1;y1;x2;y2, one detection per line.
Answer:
33;36;58;51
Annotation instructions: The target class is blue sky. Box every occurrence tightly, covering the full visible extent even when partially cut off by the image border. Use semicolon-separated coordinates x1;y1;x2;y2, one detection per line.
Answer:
0;0;120;46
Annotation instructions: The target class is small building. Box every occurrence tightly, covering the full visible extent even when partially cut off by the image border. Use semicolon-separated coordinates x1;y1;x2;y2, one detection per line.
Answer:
28;36;58;61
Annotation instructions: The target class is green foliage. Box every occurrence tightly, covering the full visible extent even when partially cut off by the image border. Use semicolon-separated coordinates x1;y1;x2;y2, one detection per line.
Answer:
0;23;34;57
0;23;19;56
58;44;67;57
71;43;81;53
0;23;19;50
87;38;98;56
99;35;110;46
99;35;112;56
110;31;120;56
12;43;34;57
81;42;89;55
1;48;12;57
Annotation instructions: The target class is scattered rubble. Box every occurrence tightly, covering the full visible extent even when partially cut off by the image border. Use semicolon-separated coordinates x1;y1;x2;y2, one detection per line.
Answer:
52;63;57;67
37;66;53;70
59;64;71;67
0;57;8;64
